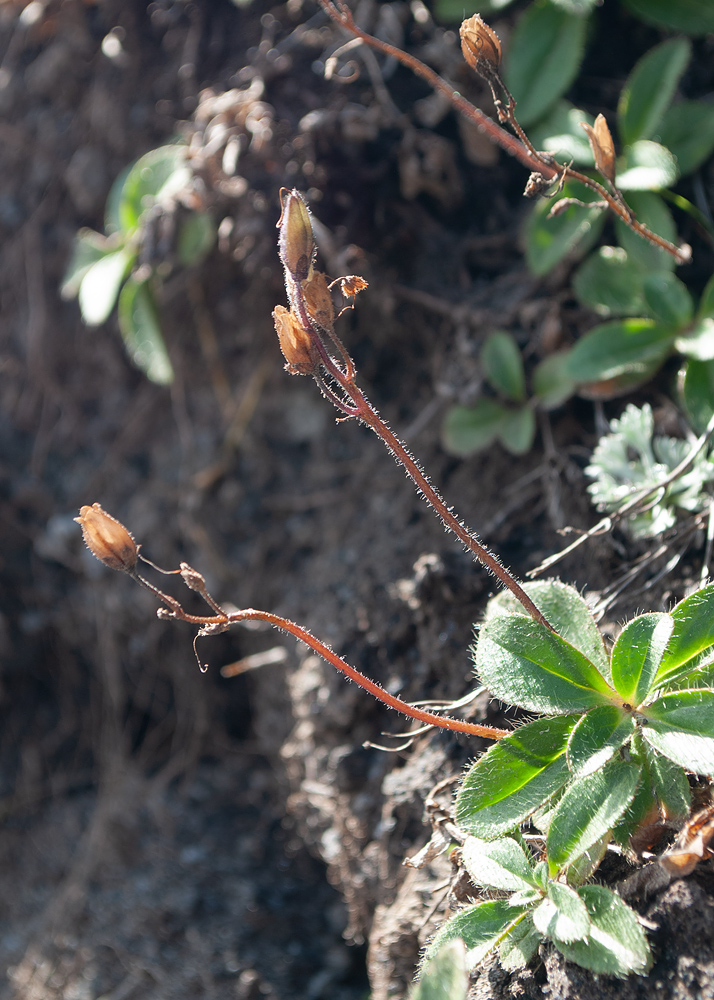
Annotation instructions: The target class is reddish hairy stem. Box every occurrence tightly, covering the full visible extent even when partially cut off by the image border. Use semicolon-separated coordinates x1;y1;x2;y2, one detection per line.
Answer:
316;0;689;264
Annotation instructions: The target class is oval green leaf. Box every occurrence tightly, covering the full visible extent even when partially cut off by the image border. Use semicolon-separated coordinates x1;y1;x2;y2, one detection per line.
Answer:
642;273;693;327
565;318;675;384
572;247;647;318
641;689;714;775
525;181;606;276
556;885;652;976
424;901;526;969
78;247;134;326
618;39;691;146
676;319;714;362
499;915;542;972
533;882;590;944
482;331;526;403
61;230;116;301
498;407;536;456
655;583;714;685
410;940;468;1000
567;706;635;778
611;613;674;704
528;101;595;166
118;144;190;235
441;400;506;457
659;100;714;177
461;837;536;892
621;0;714;36
532;351;577;409
680;359;714;434
118;278;174;385
615;191;677;273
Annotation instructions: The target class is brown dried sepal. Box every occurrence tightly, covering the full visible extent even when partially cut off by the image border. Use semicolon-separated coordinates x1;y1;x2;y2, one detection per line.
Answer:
460;14;502;81
273;305;320;375
334;274;369;300
302;270;335;331
659;803;714;877
581;114;616;184
277;187;315;283
75;503;138;574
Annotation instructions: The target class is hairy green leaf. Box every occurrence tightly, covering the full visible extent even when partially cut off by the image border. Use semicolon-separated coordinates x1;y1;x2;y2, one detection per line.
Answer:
504;1;588;128
611;613;674;704
499;915;542;971
118;278;174;385
525;181;606;276
461;837;536;892
618;39;691;146
656;584;714;684
546;760;641;871
567;706;635;777
641;689;714;774
556;885;652;976
455;716;576;837
533;882;590;943
425;901;526;969
476;616;613;714
410;940;468;1000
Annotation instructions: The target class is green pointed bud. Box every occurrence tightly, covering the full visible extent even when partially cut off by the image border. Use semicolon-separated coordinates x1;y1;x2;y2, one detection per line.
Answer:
277;187;315;283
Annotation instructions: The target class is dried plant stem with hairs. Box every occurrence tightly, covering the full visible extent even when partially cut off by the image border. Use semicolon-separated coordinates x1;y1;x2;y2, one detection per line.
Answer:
316;0;690;265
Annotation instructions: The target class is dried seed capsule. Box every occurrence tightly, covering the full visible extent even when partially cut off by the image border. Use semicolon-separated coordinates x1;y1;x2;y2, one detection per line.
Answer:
460;14;502;79
75;503;138;574
277;187;315;283
581;114;616;184
302;270;335;331
272;305;320;375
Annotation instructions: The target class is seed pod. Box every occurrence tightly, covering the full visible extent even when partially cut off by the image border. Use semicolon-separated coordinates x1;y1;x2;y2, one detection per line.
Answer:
272;305;320;375
581;114;616;184
460;14;502;80
75;503;138;574
277;188;315;283
302;270;335;331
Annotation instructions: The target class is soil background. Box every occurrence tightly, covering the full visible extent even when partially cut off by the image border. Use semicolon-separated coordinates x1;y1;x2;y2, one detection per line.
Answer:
1;1;713;999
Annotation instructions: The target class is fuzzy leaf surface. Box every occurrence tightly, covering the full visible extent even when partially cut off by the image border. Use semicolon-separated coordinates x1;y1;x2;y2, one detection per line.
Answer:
498;915;542;971
641;690;714;775
461;838;536;892
546;760;641;870
455;716;575;837
533;882;590;943
476;616;613;715
555;885;651;975
566;706;635;777
655;584;714;685
617;39;691;146
425;901;525;969
611;613;674;704
410;940;468;1000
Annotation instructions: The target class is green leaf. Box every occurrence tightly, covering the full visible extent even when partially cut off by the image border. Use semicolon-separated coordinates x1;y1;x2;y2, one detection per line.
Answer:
618;39;692;147
556;885;652;976
655;584;714;684
528;102;595;166
498;915;542;971
178;212;216;267
642;273;693;328
104;164;133;236
621;0;714;35
117;278;174;385
676;319;714;361
533;882;590;944
77;247;134;326
482;331;526;403
566;706;636;777
679;359;714;433
455;716;576;838
461;837;537;892
615;191;678;273
424;901;526;969
61;230;117;300
503;0;588;128
565;318;675;384
475;616;614;714
643;738;691;821
616;141;679;191
659;101;714;177
611;613;674;704
117;144;190;235
698;273;714;320
565;831;611;886
441;400;506;457
641;689;714;775
433;0;516;19
498;407;536;455
410;940;468;1000
572;247;647;318
546;759;641;871
483;580;610;675
532;352;577;409
525;181;606;276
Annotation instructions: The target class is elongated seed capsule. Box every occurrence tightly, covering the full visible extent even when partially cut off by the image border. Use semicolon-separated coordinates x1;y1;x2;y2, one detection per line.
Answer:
277;187;315;283
75;503;138;573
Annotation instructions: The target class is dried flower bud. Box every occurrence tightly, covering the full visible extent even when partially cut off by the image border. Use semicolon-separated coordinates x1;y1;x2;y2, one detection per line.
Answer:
460;14;502;79
277;188;315;283
336;275;369;299
302;270;335;331
180;562;208;594
581;114;616;184
272;305;320;375
75;503;138;574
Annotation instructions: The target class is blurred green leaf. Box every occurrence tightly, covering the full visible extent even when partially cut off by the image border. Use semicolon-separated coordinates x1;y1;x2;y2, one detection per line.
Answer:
658;101;714;177
676;320;714;361
442;399;506;457
425;902;526;970
566;318;675;384
499;407;536;455
642;273;693;327
532;352;577;409
118;278;174;385
621;0;714;35
77;247;134;326
482;331;526;402
618;39;691;146
528;101;595;165
615;191;677;272
61;229;116;300
525;181;606;276
433;0;516;18
104;164;133;237
556;886;651;975
178;212;216;267
698;273;714;319
410;941;468;1000
616;141;679;191
572;247;647;318
680;358;714;432
504;0;589;128
117;144;190;235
